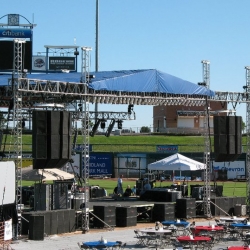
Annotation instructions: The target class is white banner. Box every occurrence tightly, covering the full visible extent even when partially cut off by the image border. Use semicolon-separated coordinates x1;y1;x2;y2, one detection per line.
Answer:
4;219;12;241
213;161;245;180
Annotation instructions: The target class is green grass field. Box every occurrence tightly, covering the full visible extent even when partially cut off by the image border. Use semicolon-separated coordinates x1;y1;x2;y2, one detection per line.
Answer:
4;134;248;152
22;179;247;198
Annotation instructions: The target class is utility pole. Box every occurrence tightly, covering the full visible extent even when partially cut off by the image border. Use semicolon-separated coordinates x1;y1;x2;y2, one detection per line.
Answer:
94;0;99;122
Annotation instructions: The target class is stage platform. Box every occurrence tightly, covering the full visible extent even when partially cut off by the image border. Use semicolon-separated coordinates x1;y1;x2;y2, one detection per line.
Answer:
89;197;155;210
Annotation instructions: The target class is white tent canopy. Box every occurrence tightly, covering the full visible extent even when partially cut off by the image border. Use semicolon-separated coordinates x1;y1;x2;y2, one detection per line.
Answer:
22;166;75;181
148;153;205;174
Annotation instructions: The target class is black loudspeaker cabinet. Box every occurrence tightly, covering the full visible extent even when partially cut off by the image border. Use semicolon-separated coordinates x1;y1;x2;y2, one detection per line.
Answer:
214;116;242;162
116;207;137;217
116;207;137;227
34;184;52;211
176;208;196;219
93;206;116;228
152;203;175;222
32;111;48;168
116;216;137;227
50;211;58;235
29;215;44;240
33;110;72;169
140;189;171;202
93;206;116;218
21;212;34;235
176;198;196;219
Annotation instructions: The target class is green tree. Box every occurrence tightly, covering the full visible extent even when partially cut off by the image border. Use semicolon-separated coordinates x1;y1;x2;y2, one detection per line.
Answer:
0;112;6;129
140;126;151;133
242;120;246;133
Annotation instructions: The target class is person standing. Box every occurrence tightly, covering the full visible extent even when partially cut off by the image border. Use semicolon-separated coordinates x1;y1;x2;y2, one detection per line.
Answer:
117;174;123;195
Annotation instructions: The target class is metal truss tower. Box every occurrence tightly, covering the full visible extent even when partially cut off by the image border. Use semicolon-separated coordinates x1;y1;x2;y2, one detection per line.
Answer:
13;39;25;237
201;60;212;217
245;66;250;209
81;46;92;233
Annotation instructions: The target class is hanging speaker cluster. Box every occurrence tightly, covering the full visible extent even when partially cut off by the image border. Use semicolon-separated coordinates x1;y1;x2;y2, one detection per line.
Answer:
213;116;242;162
32;110;72;169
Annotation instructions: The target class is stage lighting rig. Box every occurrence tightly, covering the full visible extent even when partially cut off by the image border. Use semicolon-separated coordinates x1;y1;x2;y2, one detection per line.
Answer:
128;104;134;114
105;119;116;137
117;120;123;129
90;119;101;137
100;119;106;129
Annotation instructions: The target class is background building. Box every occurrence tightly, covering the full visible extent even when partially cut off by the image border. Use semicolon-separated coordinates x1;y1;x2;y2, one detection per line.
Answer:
153;102;228;134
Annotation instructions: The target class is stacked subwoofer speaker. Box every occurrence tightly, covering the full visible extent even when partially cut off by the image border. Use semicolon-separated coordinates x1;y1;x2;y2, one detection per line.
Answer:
176;198;196;219
29;215;44;240
214;116;242;162
152;203;175;222
116;207;137;227
93;206;116;228
22;209;75;236
32;110;72;169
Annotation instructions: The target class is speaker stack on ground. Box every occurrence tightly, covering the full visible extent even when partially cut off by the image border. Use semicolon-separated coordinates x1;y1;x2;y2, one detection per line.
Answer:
214;115;242;162
210;197;246;216
176;198;196;219
152;203;175;222
29;215;44;240
32;110;72;169
93;206;116;228
22;209;76;236
116;207;137;227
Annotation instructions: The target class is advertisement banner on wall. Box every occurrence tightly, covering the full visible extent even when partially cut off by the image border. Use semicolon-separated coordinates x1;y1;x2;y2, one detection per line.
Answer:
85;153;113;176
32;56;46;71
0;28;32;38
213;161;245;180
156;145;178;153
117;153;147;176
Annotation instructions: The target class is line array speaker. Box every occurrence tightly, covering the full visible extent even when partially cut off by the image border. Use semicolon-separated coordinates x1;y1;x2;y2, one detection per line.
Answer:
32;110;72;169
214;116;242;162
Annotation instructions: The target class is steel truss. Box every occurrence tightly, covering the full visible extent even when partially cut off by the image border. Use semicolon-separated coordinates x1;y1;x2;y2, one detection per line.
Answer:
6;43;250;234
1;111;135;123
13;39;25;237
80;47;91;232
245;67;250;209
201;60;212;217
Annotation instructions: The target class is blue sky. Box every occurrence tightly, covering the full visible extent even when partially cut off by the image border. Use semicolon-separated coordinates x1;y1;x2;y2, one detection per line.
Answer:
1;0;249;130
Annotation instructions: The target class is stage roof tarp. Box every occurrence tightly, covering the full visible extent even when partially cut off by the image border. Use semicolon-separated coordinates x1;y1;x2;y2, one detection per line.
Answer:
0;69;215;96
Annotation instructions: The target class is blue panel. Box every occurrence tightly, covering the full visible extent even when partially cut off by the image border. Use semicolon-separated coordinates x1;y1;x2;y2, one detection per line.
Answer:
0;28;32;38
83;153;113;176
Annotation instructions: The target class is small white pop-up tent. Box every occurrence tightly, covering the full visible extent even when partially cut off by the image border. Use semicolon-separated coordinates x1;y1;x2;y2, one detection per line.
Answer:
22;166;75;181
148;153;205;178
